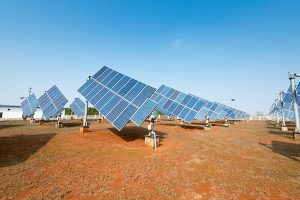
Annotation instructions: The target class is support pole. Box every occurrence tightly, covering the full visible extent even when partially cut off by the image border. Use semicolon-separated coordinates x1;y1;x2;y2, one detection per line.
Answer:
224;117;229;127
146;115;159;149
289;72;300;136
83;100;88;127
56;114;63;128
80;100;90;133
204;116;211;131
279;92;288;132
275;99;280;126
279;92;286;127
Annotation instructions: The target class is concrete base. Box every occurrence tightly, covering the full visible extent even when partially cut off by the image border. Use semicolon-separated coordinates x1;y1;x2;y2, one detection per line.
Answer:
39;120;45;125
180;121;184;125
281;126;288;132
275;123;280;127
224;123;230;128
80;126;90;133
145;135;160;148
204;126;211;131
294;133;300;140
56;123;63;128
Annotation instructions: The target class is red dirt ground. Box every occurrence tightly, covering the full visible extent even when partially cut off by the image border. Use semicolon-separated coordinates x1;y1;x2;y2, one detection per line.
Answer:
0;120;299;199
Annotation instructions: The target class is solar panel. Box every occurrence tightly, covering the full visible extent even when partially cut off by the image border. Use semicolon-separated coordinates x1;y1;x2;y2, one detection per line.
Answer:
283;82;300;104
70;98;85;117
152;85;249;122
21;94;39;118
208;103;225;120
38;85;68;120
78;66;157;131
151;85;207;123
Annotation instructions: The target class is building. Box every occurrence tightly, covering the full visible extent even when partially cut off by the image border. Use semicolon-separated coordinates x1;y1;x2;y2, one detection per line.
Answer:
0;105;43;120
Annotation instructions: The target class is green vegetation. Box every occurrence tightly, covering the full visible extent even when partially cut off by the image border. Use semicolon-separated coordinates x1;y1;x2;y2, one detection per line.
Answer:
65;107;99;115
155;110;165;115
64;108;73;115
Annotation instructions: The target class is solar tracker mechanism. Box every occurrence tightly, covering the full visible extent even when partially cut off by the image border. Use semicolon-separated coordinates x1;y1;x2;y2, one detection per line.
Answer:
78;66;159;149
288;72;300;135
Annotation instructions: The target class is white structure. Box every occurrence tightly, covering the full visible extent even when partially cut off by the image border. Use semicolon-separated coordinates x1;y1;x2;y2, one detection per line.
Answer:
0;105;43;120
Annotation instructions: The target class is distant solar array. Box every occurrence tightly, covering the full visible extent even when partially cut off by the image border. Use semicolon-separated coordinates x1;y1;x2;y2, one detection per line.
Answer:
152;85;249;123
78;66;158;131
21;94;39;118
38;85;68;120
70;98;85;117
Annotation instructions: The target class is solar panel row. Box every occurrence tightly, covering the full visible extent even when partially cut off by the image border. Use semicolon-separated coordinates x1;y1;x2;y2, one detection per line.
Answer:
152;85;249;123
78;66;157;131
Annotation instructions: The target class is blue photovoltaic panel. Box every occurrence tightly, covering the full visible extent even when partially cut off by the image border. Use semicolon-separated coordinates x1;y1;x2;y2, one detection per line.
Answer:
196;107;210;121
207;103;226;120
78;66;157;131
70;98;85;117
38;85;68;120
21;94;39;118
152;85;206;123
152;85;241;123
131;99;157;126
218;110;228;119
283;82;300;104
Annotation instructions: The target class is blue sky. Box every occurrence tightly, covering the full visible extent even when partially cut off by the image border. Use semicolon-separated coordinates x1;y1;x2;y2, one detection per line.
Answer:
0;0;299;114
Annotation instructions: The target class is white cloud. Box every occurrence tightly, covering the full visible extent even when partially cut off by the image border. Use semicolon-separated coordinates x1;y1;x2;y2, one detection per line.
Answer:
172;38;194;49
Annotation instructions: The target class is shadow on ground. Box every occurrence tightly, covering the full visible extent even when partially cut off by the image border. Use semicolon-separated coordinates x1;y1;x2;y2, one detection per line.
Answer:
62;122;84;128
265;121;295;139
158;122;205;130
259;141;300;163
108;126;168;143
0;133;56;168
0;124;24;131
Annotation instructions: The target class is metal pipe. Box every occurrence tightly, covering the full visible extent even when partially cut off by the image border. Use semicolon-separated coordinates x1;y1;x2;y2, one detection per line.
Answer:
279;92;286;127
289;73;300;133
83;100;89;127
275;100;280;124
153;131;157;150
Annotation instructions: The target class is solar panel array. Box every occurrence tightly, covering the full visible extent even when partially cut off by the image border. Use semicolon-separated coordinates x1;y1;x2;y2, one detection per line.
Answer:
70;98;85;117
38;85;68;120
272;82;300;120
283;82;300;104
78;66;157;131
152;85;249;123
21;94;39;118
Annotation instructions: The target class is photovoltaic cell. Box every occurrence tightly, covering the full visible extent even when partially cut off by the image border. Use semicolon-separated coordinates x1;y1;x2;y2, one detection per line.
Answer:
78;66;157;131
